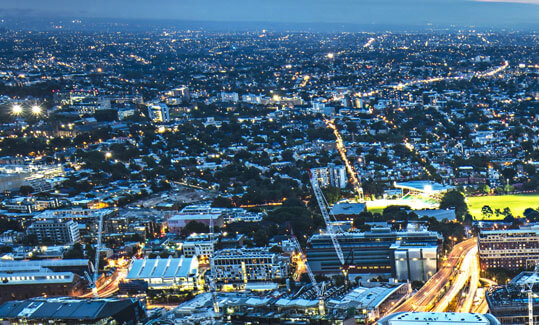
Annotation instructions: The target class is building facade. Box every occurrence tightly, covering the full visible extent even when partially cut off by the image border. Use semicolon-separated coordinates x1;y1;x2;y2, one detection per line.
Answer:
147;103;170;123
212;248;289;283
306;226;442;281
125;256;199;291
478;227;539;271
27;219;81;244
311;164;347;189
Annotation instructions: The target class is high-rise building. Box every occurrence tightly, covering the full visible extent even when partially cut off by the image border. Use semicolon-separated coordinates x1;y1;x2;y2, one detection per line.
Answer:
311;164;347;189
27;219;81;244
478;226;539;271
147;103;170;123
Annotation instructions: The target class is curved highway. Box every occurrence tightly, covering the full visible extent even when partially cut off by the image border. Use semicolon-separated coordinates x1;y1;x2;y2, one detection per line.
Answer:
388;238;477;314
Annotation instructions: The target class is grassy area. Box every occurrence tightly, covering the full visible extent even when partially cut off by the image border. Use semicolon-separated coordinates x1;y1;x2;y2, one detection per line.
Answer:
467;194;539;219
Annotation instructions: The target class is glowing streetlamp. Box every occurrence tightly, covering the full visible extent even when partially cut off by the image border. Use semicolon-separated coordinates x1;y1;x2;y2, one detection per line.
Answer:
31;105;41;115
105;152;112;159
12;104;22;115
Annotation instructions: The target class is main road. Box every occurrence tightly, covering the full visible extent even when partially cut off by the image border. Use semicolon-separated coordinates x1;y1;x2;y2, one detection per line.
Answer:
388;238;477;314
432;246;478;312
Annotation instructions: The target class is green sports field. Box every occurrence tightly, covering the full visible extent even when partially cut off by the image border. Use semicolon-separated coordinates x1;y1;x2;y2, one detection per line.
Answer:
467;194;539;219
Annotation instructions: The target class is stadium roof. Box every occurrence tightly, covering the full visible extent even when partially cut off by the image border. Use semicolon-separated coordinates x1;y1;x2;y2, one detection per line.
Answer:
394;181;452;193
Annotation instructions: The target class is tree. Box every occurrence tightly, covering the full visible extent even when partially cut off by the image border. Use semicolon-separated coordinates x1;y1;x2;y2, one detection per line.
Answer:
269;245;283;254
524;208;539;222
211;196;234;208
501;168;516;181
64;243;84;259
253;228;269;246
440;190;468;221
19;185;34;196
180;221;209;237
481;205;493;219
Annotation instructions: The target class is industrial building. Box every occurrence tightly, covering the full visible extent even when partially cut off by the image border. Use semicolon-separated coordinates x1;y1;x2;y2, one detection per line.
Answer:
167;204;224;234
0;297;146;324
125;256;199;290
306;225;442;281
486;270;539;324
212;248;289;284
378;312;501;325
0;259;90;303
169;282;408;324
478;226;539;271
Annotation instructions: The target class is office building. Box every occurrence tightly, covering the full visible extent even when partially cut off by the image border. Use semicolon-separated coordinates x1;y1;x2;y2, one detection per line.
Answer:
391;242;439;282
378;312;500;325
306;225;442;281
212;248;289;283
27;219;81;244
182;233;218;264
311;164;347;188
167;205;224;234
147;103;170;123
478;226;539;271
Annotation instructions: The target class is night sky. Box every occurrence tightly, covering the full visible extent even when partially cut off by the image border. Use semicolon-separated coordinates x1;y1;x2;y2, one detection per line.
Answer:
1;0;538;27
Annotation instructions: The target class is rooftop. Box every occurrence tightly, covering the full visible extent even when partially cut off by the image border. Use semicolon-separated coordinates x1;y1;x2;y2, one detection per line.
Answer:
0;297;142;321
377;312;500;325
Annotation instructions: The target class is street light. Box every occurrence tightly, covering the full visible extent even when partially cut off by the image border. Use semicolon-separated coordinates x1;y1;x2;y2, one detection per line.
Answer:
31;105;41;115
12;104;22;115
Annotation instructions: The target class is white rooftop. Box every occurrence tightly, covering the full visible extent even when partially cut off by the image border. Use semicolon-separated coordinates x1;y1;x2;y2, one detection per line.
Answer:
126;256;198;280
378;312;500;325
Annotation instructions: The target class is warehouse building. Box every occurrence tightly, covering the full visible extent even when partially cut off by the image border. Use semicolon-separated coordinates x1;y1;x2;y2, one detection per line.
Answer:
125;256;199;290
0;297;146;324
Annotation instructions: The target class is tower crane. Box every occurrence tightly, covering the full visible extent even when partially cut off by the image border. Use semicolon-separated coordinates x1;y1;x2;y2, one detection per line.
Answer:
90;213;104;297
309;173;345;266
522;263;539;325
209;214;220;314
290;236;325;315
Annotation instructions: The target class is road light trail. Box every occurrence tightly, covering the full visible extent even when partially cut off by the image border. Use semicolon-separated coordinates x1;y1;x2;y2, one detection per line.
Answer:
387;238;476;314
325;119;364;200
460;248;480;313
433;246;477;312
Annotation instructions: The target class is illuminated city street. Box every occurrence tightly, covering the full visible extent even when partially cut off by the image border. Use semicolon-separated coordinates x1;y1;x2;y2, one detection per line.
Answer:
0;5;535;324
389;238;477;314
